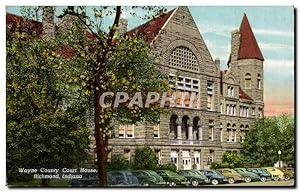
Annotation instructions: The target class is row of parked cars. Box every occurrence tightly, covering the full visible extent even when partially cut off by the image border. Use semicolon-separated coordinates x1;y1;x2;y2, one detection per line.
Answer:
69;167;294;187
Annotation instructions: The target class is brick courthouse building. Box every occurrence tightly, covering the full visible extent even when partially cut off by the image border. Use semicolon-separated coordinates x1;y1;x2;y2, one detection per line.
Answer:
6;6;264;170
109;6;264;170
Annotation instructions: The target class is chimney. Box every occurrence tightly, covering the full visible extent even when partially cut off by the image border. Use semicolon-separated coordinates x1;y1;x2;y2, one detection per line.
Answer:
215;57;220;70
230;29;240;62
119;18;128;35
42;6;55;40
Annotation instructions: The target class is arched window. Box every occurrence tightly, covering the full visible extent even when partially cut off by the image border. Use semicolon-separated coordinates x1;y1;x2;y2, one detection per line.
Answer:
169;46;199;72
245;73;251;89
257;74;261;89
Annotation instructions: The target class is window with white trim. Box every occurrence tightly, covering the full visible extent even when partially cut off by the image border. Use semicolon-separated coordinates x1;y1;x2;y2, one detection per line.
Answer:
245;73;251;89
154;124;160;138
207;82;214;111
169;74;200;108
227;86;234;96
209;120;214;141
257;74;261;89
119;124;135;138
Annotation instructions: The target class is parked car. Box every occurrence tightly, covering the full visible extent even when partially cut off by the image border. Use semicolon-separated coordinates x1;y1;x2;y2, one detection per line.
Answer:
177;170;208;186
131;170;166;186
276;168;294;180
68;172;116;187
156;170;189;186
198;169;226;185
108;170;140;186
217;168;245;184
246;168;272;182
286;168;294;175
262;167;284;181
234;168;261;183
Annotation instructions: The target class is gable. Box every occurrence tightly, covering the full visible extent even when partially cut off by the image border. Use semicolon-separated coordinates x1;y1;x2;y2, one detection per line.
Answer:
153;6;217;76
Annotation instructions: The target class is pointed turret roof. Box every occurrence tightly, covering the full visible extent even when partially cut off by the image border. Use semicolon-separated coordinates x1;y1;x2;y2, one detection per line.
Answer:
238;14;264;61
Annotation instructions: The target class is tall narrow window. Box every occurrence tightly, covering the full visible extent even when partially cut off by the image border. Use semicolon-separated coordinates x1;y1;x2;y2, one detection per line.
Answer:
155;149;161;164
226;123;231;142
227;86;231;96
226;104;230;115
220;103;223;114
154;124;160;138
209;120;214;141
207;82;213;111
119;126;125;138
252;107;255;116
245;73;251;89
258;108;263;118
257;74;261;89
127;125;134;138
232;124;236;142
209;150;215;163
220;123;223;142
240;125;245;143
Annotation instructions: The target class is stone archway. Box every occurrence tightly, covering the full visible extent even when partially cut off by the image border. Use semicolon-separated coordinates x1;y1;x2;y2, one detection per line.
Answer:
169;114;178;139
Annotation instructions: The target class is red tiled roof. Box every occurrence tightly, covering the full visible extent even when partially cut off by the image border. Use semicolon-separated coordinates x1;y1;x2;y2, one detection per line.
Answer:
239;86;253;101
6;13;43;35
238;14;264;61
126;9;175;44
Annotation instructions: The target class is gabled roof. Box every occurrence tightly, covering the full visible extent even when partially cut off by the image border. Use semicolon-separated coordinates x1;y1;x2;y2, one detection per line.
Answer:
6;13;43;35
126;9;175;44
238;14;264;61
239;87;253;101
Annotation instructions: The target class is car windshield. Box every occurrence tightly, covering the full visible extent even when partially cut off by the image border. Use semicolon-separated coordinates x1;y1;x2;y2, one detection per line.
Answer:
214;170;222;175
186;171;197;176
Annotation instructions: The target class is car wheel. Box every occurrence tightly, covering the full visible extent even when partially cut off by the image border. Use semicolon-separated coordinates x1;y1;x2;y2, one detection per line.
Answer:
245;176;252;183
284;175;290;181
228;178;235;184
260;177;267;182
169;181;176;187
273;176;279;181
191;179;199;187
211;179;219;185
141;181;150;187
118;180;128;185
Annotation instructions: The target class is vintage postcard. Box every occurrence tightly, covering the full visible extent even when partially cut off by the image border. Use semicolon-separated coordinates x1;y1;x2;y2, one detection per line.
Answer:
6;6;295;188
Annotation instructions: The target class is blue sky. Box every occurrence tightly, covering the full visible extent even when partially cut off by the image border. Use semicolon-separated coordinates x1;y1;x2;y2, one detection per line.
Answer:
6;6;294;115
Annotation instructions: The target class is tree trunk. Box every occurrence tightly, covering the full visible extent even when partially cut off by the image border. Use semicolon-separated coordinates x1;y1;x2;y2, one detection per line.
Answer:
94;87;108;186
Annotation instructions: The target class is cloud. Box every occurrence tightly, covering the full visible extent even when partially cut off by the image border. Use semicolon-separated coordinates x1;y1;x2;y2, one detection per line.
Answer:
198;22;293;39
253;28;294;38
264;59;294;74
259;42;294;51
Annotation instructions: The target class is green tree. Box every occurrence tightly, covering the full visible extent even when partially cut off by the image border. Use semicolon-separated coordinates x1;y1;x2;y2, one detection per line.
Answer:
241;115;294;167
6;11;91;186
106;156;131;171
133;146;158;170
60;6;168;185
156;163;177;172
